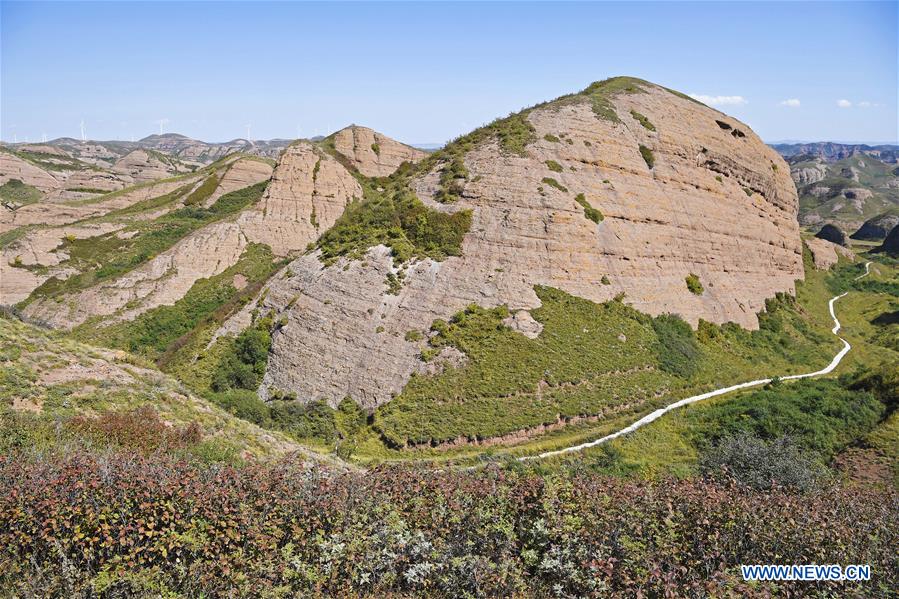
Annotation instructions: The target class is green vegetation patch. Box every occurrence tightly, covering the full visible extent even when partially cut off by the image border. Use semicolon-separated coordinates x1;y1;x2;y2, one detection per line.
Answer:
541;177;568;193
0;179;42;206
22;181;268;306
630;110;656;131
685;273;704;295
545;160;563;173
639;144;655;168
574;193;603;223
316;184;471;266
183;173;220;206
374;273;838;447
72;243;280;363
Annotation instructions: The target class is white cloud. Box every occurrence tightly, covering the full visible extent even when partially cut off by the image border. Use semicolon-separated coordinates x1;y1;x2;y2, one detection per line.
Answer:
689;94;748;107
857;101;880;108
836;99;852;108
779;98;801;108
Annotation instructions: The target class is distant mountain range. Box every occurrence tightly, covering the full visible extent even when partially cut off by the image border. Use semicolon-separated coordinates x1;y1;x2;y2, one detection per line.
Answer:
770;142;899;234
770;142;899;164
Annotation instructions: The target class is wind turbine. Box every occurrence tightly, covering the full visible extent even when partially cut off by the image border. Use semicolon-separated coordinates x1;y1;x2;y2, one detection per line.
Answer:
245;123;252;143
157;118;169;135
42;133;47;143
80;119;86;142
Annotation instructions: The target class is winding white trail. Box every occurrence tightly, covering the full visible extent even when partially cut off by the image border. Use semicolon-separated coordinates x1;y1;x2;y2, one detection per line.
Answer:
521;262;872;461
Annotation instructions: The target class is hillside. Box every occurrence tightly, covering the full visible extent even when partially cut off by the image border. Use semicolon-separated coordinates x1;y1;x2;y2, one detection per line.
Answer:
4;78;895;466
218;78;802;416
774;144;899;232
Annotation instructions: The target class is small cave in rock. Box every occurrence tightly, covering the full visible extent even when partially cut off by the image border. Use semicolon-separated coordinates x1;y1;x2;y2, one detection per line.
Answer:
731;129;746;138
715;120;732;131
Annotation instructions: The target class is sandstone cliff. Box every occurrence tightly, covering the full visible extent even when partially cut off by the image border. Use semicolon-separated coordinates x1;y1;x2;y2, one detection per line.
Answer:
332;125;427;177
222;77;803;409
236;142;362;256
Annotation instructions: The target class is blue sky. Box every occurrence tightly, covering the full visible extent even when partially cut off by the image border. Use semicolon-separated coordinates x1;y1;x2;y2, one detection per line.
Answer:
2;1;896;144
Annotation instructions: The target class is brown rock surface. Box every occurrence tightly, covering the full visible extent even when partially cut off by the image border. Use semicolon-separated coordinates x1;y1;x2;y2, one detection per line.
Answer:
22;222;250;327
224;79;803;409
237;142;362;256
113;149;190;184
203;157;274;207
332;125;427;177
0;152;59;191
805;238;855;270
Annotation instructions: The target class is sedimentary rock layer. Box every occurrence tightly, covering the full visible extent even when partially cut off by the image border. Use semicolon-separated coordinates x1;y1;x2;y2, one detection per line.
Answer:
233;79;803;409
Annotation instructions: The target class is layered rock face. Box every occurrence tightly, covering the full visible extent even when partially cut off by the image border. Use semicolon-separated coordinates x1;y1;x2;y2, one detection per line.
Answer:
332;126;427;177
237;142;362;256
806;238;855;270
233;79;803;409
113;150;191;184
0;152;60;192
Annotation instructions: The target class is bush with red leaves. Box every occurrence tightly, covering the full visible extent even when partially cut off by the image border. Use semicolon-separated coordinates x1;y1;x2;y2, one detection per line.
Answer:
0;447;896;597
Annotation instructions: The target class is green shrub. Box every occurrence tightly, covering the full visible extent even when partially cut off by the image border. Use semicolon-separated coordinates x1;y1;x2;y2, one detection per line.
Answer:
211;314;273;393
371;142;381;156
183;173;219;206
639;145;654;168
316;186;471;266
543;134;560;143
404;330;424;342
574;193;603;223
651;313;700;379
629;110;656;131
685;273;704;295
545;160;563;173
541;177;568;193
700;432;825;492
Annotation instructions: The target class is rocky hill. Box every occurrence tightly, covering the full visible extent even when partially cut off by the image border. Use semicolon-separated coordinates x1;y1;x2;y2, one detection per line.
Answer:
776;147;899;232
7;77;859;455
38;134;292;167
771;142;898;163
202;77;804;415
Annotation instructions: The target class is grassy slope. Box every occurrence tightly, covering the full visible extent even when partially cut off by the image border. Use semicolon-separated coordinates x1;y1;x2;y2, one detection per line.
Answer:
562;256;899;479
18;180;268;307
0;314;300;460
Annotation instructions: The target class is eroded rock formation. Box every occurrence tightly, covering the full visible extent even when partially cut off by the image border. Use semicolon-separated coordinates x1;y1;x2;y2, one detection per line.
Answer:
332;125;427;177
224;78;804;409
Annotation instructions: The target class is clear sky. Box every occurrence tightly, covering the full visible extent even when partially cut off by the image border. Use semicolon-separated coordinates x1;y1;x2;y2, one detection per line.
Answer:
2;1;896;144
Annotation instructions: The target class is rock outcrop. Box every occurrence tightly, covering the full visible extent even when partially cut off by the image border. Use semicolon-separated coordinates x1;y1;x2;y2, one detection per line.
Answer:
332;126;427;177
237;142;362;256
113;149;191;184
851;212;899;240
805;238;855;270
226;77;803;409
876;224;899;255
0;152;59;192
815;223;849;246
